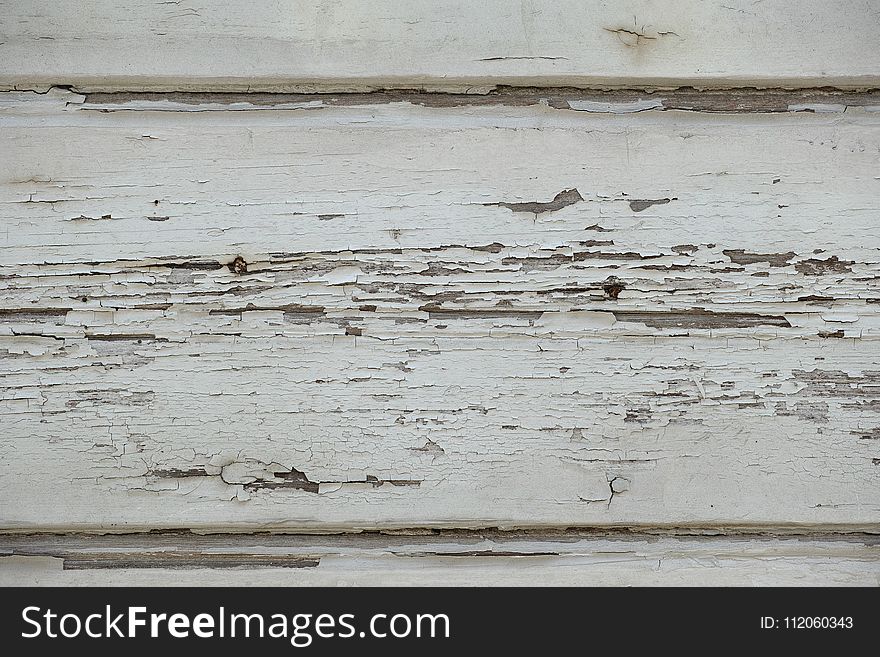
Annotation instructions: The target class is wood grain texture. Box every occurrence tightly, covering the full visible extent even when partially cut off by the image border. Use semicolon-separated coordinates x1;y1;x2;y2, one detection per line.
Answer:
1;1;879;91
1;90;878;532
2;532;877;586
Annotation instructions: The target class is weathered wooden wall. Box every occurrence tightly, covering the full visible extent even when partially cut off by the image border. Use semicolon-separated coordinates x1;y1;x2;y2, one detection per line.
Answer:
0;1;878;585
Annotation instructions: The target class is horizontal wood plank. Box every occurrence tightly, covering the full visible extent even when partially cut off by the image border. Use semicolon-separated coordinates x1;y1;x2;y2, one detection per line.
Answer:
1;1;879;91
1;532;877;586
1;90;879;531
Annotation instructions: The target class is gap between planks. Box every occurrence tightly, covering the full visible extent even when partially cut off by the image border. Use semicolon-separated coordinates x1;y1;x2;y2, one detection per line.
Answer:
73;86;880;114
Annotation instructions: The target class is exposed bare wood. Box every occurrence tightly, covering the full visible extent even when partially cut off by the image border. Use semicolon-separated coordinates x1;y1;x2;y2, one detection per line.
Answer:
81;87;880;114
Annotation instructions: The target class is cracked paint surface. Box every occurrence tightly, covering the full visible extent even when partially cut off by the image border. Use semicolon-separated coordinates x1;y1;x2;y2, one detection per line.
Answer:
0;89;878;532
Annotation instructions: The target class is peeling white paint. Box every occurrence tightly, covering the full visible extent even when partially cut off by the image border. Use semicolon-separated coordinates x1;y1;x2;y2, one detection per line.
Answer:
0;90;878;533
568;98;665;113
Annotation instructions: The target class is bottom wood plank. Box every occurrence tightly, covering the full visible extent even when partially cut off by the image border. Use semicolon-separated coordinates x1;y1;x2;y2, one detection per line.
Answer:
1;532;876;586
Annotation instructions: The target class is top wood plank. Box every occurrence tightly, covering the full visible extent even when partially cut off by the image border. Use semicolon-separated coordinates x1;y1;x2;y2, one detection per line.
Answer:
1;0;879;92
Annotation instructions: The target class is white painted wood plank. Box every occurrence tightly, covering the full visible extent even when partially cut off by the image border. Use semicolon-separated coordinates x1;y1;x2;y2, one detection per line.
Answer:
1;534;877;586
1;91;879;531
1;1;878;91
